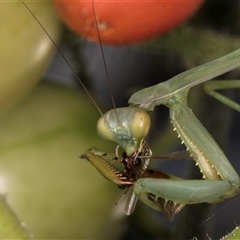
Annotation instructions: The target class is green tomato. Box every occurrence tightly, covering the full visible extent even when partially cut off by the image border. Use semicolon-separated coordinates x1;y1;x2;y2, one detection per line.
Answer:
0;83;123;239
0;1;61;114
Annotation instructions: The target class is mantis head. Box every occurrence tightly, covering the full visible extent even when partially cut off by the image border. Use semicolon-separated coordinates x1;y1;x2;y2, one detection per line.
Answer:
97;107;151;156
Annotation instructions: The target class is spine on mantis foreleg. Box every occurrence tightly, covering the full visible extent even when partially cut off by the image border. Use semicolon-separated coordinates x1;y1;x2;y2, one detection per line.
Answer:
167;92;240;198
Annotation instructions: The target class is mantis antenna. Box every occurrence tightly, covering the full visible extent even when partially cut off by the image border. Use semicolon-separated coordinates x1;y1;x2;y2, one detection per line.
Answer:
22;1;102;116
91;0;120;123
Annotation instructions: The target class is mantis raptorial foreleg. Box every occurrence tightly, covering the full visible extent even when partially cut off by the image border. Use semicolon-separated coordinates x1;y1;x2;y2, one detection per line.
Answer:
128;49;240;220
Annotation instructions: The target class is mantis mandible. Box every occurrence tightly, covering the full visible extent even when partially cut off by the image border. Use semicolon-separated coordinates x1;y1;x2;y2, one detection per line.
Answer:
82;48;240;221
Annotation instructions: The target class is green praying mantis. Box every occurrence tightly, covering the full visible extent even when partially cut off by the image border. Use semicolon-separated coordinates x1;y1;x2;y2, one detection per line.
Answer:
23;0;240;223
81;48;240;222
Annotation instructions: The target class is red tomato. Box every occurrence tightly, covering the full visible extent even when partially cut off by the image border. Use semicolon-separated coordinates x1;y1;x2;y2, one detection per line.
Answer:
53;0;204;45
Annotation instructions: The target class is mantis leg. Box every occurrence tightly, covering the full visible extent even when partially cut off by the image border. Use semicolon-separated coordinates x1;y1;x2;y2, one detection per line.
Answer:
204;80;240;112
133;93;240;220
85;47;240;219
134;179;233;222
130;78;240;220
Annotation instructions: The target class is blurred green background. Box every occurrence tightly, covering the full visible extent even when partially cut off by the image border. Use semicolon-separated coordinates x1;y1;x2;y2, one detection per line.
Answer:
1;0;240;239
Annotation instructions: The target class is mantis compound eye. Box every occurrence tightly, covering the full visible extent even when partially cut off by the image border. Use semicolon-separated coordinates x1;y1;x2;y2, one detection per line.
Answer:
97;115;115;142
130;109;151;143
